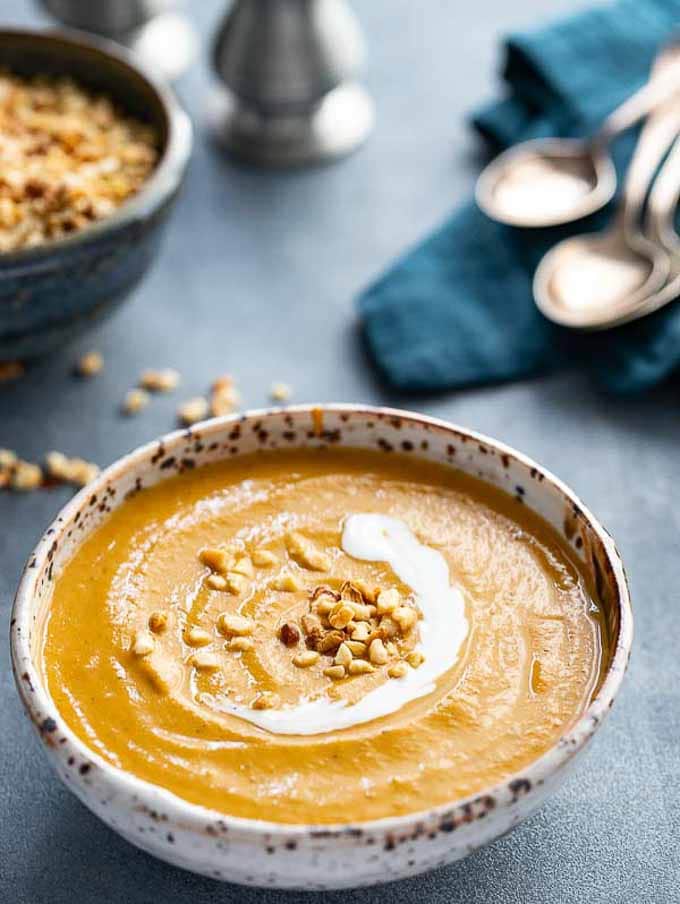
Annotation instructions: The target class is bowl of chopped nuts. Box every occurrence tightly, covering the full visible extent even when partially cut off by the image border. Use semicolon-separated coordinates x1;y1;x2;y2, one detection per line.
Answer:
0;27;192;361
11;405;632;889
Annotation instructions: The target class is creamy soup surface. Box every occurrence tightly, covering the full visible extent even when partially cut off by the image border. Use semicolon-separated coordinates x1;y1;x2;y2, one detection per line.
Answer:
41;449;605;823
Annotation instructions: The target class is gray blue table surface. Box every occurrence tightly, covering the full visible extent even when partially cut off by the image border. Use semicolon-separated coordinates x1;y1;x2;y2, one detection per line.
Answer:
1;1;678;901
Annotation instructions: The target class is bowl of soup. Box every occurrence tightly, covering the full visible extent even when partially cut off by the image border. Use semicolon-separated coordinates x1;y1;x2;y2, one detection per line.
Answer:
10;405;632;888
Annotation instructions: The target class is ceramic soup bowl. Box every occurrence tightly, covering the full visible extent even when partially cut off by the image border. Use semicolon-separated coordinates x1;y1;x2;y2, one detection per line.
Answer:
10;405;633;889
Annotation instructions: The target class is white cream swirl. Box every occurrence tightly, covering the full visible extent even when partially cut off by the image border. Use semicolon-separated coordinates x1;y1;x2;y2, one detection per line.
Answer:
218;514;468;735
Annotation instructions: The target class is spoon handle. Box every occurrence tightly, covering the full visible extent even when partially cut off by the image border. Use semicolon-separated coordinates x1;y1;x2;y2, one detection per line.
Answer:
646;134;680;252
593;46;680;148
617;101;680;236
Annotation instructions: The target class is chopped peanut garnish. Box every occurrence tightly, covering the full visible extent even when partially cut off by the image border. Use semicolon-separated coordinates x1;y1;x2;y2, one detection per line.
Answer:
292;650;319;668
285;531;331;572
406;650;425;668
279;623;300;647
350;622;370;642
346;640;367;656
323;665;346;681
225;571;249;595
199;547;231;574
335;642;353;668
184;627;212;647
393;606;418;633
271;573;303;592
229;636;254;652
328;603;354;630
217;613;255;637
348;659;374;675
190;652;220;672
317;631;345;654
11;460;42;491
177;396;208;425
206;574;228;591
122;387;150;415
231;556;254;578
0;448;17;470
75;350;103;377
252;691;279;710
139;368;180;392
148;611;168;634
378;615;399;639
270;382;292;402
132;630;154;657
388;662;409;679
376;588;400;615
210;374;240;417
252;548;278;568
45;451;99;487
369;638;389;665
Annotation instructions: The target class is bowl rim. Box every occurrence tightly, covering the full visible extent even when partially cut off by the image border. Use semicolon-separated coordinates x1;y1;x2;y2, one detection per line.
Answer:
0;25;192;268
10;403;633;838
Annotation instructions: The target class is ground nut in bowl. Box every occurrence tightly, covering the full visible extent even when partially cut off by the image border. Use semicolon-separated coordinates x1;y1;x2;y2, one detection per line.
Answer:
0;28;192;360
10;405;632;889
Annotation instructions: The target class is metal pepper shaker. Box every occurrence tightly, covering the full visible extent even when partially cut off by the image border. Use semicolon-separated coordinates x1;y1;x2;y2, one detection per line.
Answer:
37;0;198;81
210;0;374;167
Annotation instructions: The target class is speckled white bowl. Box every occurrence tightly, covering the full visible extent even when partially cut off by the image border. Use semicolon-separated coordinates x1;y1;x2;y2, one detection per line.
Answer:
11;405;633;889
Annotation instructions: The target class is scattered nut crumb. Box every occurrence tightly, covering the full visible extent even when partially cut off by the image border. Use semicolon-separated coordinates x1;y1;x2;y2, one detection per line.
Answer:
285;531;331;571
140;368;180;392
148;611;168;634
210;374;240;417
323;665;346;681
0;448;17;470
335;642;353;668
388;662;409;679
251;548;278;568
132;630;154;657
225;571;249;595
199;547;231;574
252;691;280;710
122;387;150;415
271;573;303;592
229;636;254;652
270;382;292;402
217;613;255;637
406;650;425;668
231;556;254;579
393;606;418;633
292;650;319;668
184;626;212;648
369;638;389;665
348;659;374;676
279;623;301;647
190;652;220;672
45;451;99;486
376;588;400;615
178;396;208;425
11;460;42;491
75;350;103;377
328;603;354;630
206;574;228;591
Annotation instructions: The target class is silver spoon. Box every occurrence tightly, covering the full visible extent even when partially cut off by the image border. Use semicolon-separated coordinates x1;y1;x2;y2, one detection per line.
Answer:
532;99;680;330
603;134;680;327
476;42;680;228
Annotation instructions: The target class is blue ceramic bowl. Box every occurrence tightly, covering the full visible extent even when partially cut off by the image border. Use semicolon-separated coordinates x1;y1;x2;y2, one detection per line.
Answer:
0;28;192;360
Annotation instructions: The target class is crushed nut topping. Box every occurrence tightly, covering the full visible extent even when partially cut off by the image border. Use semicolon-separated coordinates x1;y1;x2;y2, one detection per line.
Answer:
184;626;212;648
279;623;300;647
217;613;255;637
45;450;99;486
231;556;254;578
132;630;154;657
228;636;254;652
292;650;319;668
388;662;409;679
177;396;208;425
122;387;150;415
210;374;240;417
199;547;231;574
285;531;331;572
139;368;180;392
0;72;157;253
206;574;228;591
190;652;220;673
252;691;280;710
148;610;168;634
348;659;374;675
251;548;278;568
11;460;42;491
368;638;389;665
271;573;303;593
75;350;103;377
328;603;354;630
406;650;425;668
323;665;346;681
270;382;292;402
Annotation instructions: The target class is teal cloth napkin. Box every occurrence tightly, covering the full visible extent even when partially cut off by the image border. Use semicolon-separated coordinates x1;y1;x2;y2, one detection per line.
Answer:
359;0;680;393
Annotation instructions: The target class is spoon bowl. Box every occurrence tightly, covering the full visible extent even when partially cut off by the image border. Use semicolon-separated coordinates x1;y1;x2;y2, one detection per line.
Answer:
533;228;669;329
476;138;616;228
